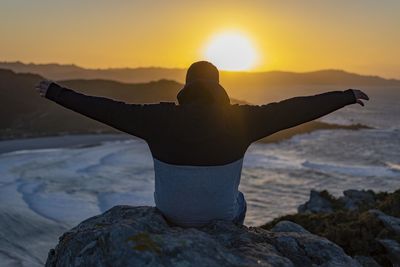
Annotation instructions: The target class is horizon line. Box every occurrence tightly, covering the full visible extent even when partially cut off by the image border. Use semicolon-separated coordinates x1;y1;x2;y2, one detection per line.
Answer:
1;60;399;81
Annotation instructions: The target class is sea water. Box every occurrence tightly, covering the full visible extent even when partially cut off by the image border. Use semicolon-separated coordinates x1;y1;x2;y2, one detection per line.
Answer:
0;88;399;266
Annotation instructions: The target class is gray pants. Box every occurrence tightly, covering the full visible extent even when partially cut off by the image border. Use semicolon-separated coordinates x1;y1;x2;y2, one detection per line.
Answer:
232;191;247;225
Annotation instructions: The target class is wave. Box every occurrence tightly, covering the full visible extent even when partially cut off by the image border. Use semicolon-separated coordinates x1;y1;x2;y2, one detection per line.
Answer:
259;120;371;144
386;162;400;172
302;160;400;178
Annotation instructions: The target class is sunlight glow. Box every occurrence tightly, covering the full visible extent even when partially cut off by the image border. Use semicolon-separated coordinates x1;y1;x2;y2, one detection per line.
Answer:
203;31;259;71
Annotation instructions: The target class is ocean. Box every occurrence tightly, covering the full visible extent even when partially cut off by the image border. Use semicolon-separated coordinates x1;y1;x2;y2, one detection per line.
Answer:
0;88;399;266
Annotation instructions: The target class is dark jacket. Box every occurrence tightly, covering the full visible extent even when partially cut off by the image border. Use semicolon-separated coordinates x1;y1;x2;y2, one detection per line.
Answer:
45;83;356;166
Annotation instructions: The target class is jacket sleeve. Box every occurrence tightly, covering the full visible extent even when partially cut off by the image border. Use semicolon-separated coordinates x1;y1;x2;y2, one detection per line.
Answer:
242;90;357;142
45;82;163;140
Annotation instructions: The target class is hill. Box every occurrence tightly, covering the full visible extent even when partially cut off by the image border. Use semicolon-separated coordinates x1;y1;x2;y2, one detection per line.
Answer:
0;61;185;84
2;61;399;104
1;68;369;141
0;69;247;139
221;69;400;103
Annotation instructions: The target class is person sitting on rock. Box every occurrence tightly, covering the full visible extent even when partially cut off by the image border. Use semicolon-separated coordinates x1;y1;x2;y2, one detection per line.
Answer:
35;61;369;227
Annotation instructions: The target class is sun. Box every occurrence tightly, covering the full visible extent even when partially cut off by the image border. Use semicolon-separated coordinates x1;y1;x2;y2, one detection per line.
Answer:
203;31;259;71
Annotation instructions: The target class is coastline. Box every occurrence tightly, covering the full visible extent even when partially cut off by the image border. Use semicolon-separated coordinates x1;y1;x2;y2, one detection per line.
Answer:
0;133;133;155
0;123;396;266
259;121;371;143
0;121;371;155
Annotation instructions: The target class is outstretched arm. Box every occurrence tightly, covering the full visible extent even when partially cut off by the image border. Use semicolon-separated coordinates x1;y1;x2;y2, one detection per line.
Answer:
35;80;157;139
243;89;369;142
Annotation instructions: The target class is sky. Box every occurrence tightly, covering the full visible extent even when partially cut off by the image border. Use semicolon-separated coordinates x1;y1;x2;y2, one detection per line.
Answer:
1;0;400;78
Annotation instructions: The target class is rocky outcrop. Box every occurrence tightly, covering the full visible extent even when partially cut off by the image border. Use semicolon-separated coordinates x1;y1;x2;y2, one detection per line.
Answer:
271;220;310;234
377;239;400;265
369;209;400;235
297;189;334;214
342;190;376;211
264;189;400;267
297;189;379;214
45;206;360;267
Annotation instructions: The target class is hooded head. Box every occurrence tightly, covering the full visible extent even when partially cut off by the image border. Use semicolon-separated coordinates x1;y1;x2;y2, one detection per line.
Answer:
177;61;230;105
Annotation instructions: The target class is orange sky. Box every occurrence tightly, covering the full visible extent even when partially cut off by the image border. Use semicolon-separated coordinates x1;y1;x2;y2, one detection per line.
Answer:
1;1;399;78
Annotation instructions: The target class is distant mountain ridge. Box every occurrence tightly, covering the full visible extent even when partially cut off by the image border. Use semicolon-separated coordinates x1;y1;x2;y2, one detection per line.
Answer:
0;69;249;139
0;61;186;84
2;61;399;104
1;61;399;85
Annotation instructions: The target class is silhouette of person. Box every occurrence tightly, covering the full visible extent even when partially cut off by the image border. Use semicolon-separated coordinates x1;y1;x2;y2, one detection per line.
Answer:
35;61;369;227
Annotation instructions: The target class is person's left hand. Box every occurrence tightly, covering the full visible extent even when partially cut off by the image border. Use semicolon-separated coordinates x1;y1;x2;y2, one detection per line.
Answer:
350;89;369;106
35;80;53;97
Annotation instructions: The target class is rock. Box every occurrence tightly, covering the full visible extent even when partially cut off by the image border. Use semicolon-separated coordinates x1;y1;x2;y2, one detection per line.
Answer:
264;189;400;266
298;189;382;214
45;206;360;267
298;190;333;214
369;209;400;235
354;255;381;267
271;220;310;234
269;232;360;267
340;190;376;211
377;239;400;266
343;190;375;204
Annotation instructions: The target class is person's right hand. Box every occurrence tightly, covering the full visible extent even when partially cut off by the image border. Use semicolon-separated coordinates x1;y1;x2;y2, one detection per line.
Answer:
349;89;369;106
35;80;53;97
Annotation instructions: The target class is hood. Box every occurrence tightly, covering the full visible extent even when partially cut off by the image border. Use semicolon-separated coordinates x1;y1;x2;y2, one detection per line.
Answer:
177;81;230;105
